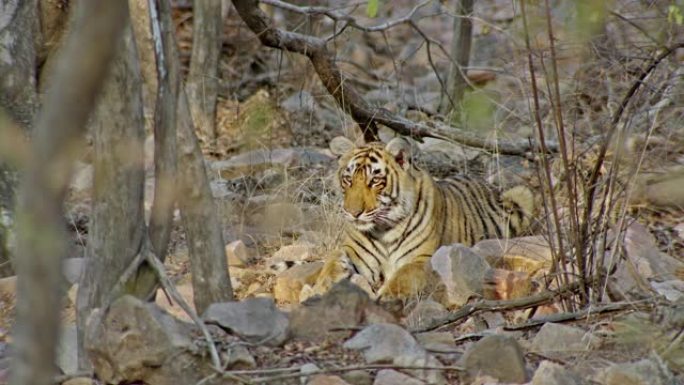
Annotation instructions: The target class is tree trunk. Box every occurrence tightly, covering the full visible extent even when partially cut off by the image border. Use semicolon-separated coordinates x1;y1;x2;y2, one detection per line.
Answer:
9;1;129;384
0;0;40;278
75;15;146;370
186;0;222;151
157;0;232;314
439;0;474;120
125;0;180;300
0;0;39;128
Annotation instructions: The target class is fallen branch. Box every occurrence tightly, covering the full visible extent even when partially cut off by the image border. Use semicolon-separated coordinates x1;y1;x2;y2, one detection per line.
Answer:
232;0;557;155
224;364;464;384
411;281;583;333
504;299;657;331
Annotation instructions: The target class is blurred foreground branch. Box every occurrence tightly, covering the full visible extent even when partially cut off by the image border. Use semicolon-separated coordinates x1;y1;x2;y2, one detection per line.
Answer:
10;2;129;385
233;0;556;155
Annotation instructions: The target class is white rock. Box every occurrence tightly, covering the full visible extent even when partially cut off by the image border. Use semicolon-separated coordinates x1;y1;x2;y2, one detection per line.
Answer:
430;244;490;306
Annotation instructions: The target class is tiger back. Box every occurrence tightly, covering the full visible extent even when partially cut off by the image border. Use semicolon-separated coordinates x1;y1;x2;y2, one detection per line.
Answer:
315;136;535;299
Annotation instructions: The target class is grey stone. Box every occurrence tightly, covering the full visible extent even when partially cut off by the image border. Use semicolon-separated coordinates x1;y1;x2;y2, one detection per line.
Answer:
62;258;84;285
84;296;213;385
531;323;598;354
344;324;445;384
203;298;289;346
532;361;585;385
222;345;256;369
430;244;491;306
300;363;321;385
281;91;317;113
289;280;396;342
461;334;527;383
595;357;675;385
341;370;372;385
56;324;78;375
404;300;448;330
373;369;425;385
210;148;333;178
344;323;425;364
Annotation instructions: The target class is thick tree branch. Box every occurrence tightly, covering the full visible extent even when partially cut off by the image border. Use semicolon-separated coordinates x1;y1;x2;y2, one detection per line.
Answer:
232;0;556;155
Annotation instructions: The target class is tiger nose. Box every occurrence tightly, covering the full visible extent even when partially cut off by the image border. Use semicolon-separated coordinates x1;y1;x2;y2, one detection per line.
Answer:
346;207;363;218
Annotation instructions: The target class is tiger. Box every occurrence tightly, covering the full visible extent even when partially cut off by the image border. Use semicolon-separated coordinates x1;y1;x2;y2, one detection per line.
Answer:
314;136;535;299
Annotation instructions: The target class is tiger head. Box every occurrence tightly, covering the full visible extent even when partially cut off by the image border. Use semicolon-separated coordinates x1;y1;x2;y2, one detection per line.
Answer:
330;136;420;232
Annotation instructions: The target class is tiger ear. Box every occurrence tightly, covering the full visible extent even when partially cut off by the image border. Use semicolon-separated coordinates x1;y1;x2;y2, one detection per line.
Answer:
385;137;413;169
330;136;356;156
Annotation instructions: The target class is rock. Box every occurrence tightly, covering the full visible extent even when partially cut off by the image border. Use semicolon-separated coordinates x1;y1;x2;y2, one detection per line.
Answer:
289;280;396;341
615;223;684;293
203;298;289;346
472;236;553;277
344;323;425;364
430;244;491;306
531;323;598;354
222;345;256;369
210;148;333;179
482;268;532;300
532;361;585;385
0;276;16;296
404;300;448;329
256;201;306;234
62;378;94;385
414;332;457;353
225;240;249;267
595;357;675;385
84;296;213;385
281;91;317;113
650;280;684;302
67;284;78;306
461;334;527;383
307;375;352;385
341;370;372;385
69;161;93;194
62;258;84;285
269;242;317;272
373;369;425;385
300;363;321;384
155;283;195;322
56;324;78;375
344;324;444;384
274;262;324;304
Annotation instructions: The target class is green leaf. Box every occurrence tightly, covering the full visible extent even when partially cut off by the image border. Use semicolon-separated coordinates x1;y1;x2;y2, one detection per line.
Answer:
668;5;683;25
367;0;379;18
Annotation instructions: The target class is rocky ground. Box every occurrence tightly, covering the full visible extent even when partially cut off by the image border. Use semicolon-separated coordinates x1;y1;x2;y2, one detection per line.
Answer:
2;0;684;384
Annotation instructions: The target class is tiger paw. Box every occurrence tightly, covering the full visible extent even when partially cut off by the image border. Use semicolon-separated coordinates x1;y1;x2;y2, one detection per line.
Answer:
312;249;354;295
376;260;431;300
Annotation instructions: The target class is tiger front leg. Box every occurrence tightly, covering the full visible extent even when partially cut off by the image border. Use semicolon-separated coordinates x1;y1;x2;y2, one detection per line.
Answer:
312;249;374;297
376;257;433;300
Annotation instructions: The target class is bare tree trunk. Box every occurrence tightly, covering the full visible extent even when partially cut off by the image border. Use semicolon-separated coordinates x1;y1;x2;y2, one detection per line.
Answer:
125;0;180;300
75;13;146;370
186;0;222;151
439;0;474;120
158;0;232;314
10;1;129;384
0;0;40;277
